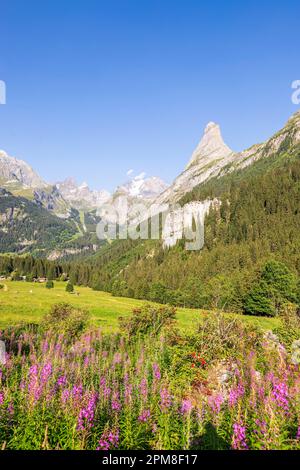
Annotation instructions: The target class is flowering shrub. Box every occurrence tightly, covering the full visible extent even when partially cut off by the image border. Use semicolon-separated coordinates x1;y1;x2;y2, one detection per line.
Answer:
0;310;299;450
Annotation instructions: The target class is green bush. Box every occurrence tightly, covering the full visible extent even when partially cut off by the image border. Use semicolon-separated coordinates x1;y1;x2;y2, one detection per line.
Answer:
41;303;89;339
45;280;54;289
0;283;4;290
119;304;176;337
11;270;22;281
193;312;262;361
65;282;74;293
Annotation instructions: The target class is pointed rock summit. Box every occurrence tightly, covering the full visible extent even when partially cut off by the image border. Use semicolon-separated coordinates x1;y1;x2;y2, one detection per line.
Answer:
186;121;233;169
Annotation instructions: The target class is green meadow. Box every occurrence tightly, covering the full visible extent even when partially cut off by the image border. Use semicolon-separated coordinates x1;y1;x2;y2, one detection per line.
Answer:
0;280;279;332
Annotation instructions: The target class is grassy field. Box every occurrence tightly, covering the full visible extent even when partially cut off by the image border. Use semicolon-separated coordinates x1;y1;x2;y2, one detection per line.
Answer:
0;280;280;332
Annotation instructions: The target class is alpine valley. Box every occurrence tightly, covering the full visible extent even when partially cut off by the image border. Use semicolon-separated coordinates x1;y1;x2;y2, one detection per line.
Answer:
1;110;300;315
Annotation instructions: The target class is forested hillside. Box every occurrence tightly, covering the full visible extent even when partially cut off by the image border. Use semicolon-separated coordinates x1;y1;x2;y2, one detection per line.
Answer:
66;139;300;315
0;189;77;254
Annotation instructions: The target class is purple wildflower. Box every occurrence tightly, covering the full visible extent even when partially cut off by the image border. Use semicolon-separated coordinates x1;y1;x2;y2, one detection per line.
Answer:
113;353;122;365
181;398;193;415
228;383;245;407
271;379;289;412
138;409;151;423
97;429;119;450
208;392;224;414
77;392;98;431
41;362;52;384
152;363;161;381
160;387;172;411
57;375;67;387
124;374;132;405
61;389;70;404
139;378;148;400
254;418;267;436
232;421;248;450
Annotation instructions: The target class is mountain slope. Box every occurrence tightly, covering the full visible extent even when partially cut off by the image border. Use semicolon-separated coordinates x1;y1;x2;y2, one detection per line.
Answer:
0;188;76;254
70;111;300;311
0;149;47;189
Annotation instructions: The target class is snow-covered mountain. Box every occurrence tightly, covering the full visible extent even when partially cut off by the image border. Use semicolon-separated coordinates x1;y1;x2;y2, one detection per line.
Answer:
112;174;168;202
56;177;110;211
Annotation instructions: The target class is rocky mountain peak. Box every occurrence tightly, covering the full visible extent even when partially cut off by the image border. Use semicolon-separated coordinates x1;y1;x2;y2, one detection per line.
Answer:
56;177;110;211
113;174;168;201
186;121;233;169
0;149;47;188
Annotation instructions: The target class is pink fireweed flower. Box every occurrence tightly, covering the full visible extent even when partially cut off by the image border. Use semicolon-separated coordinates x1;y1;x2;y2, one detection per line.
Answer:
254;418;267;436
61;389;71;404
41;362;52;384
100;376;106;387
103;386;111;400
0;391;4;405
232;422;248;450
152;363;161;381
28;364;40;402
139;378;148;400
296;426;300;440
72;384;83;399
123;374;133;405
181;399;193;415
228;383;245;407
113;353;122;365
77;392;98;431
97;429;119;450
271;379;289;412
160;387;172;411
42;341;49;353
57;375;67;388
111;393;122;412
7;402;14;416
208;393;224;414
138;409;151;423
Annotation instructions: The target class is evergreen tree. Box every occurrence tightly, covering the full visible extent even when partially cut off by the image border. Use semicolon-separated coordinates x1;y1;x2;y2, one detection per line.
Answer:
66;282;74;293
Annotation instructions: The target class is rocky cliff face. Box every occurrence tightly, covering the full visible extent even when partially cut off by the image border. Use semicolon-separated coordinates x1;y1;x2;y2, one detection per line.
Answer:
185;122;233;170
0;150;47;188
33;185;72;218
155;111;300;206
155;122;235;205
162;199;220;249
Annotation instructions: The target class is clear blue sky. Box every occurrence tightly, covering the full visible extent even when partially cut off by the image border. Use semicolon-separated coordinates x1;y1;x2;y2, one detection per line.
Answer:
0;0;299;191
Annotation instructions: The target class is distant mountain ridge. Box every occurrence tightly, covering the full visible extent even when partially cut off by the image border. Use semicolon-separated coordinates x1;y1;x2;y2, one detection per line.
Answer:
1;110;300;260
56;177;111;211
0;148;169;214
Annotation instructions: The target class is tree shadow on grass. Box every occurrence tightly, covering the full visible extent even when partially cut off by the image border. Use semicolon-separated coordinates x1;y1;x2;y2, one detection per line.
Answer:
191;422;232;450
